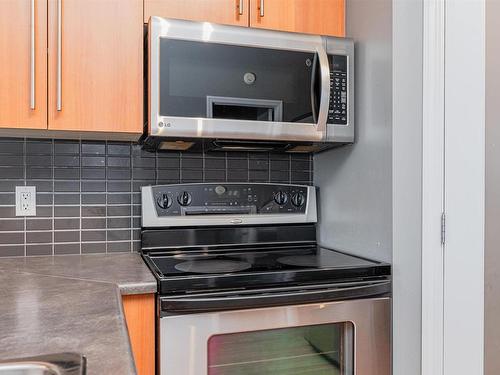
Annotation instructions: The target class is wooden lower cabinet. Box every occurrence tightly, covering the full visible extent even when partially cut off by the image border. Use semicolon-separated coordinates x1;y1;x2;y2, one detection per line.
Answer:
122;294;156;375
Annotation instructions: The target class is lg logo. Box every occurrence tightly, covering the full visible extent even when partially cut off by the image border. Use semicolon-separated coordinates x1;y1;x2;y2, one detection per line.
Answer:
158;122;172;128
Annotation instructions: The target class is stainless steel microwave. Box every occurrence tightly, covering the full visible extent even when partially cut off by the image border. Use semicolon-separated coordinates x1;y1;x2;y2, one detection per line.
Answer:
142;17;354;153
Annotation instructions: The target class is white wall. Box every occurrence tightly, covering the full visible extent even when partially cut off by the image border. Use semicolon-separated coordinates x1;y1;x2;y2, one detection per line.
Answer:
314;0;392;263
392;1;423;374
314;2;424;374
485;1;500;373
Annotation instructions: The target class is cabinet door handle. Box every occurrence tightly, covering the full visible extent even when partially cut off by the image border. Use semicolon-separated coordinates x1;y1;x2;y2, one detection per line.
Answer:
259;0;264;17
30;0;35;110
56;0;62;111
238;0;243;15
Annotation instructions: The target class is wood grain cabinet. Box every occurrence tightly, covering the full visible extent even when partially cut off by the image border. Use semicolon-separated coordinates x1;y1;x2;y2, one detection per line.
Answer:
144;0;345;37
0;0;47;129
145;0;249;26
122;294;156;375
47;0;143;134
250;0;345;37
1;0;143;136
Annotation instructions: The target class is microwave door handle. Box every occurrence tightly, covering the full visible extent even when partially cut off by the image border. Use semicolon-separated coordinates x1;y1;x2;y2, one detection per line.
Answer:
160;280;391;313
315;47;330;133
310;53;318;124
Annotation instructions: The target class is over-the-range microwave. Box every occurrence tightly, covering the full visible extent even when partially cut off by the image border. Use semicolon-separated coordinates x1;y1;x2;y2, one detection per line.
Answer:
142;17;354;153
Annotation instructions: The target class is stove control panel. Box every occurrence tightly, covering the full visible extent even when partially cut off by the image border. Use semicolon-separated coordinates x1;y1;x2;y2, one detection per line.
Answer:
149;183;309;217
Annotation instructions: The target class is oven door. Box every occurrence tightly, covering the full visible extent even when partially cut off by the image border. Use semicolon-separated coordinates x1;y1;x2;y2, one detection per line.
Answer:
148;17;334;143
159;296;390;375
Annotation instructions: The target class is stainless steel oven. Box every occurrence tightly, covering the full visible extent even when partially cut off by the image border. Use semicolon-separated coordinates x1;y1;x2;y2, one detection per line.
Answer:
140;183;391;375
143;17;354;153
160;297;390;375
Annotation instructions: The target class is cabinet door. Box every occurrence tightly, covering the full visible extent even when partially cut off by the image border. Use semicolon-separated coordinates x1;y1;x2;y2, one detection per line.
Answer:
0;0;47;129
250;0;345;37
122;294;156;375
48;0;143;134
144;0;249;26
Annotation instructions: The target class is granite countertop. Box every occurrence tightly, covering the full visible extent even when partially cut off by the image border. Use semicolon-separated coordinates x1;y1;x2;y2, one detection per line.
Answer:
0;253;157;375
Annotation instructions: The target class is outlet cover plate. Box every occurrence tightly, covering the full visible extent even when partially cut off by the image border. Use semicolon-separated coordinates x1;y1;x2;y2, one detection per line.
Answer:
15;186;36;216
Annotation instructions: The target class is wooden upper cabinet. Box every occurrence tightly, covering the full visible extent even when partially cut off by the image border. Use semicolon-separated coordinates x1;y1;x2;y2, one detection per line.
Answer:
0;0;47;129
47;0;143;134
250;0;345;37
144;0;249;26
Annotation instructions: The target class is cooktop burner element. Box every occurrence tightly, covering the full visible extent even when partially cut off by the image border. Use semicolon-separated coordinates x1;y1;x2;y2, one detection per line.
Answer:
174;259;252;274
277;255;321;267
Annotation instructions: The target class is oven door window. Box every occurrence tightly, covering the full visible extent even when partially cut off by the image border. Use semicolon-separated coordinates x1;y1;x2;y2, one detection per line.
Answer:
158;38;321;124
207;322;354;375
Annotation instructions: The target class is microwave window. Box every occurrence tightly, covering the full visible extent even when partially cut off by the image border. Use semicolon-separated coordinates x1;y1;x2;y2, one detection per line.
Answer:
158;38;320;124
207;322;354;375
212;104;274;121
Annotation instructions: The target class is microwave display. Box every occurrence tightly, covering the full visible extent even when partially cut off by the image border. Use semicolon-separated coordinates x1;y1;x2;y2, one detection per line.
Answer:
158;38;320;124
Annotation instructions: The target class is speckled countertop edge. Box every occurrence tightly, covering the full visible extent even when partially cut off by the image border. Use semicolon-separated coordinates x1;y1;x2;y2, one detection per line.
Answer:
0;252;158;295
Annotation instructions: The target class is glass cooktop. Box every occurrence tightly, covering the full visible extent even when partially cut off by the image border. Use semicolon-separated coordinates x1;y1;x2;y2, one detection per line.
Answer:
144;246;391;294
149;246;382;277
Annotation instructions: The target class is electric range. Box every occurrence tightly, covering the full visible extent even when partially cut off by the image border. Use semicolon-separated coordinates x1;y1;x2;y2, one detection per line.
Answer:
141;183;391;375
141;183;390;311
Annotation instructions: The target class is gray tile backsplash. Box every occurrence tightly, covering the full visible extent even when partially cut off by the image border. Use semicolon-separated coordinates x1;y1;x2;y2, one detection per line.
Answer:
0;138;313;256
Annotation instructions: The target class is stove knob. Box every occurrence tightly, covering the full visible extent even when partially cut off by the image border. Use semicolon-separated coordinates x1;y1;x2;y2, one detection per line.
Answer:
177;191;192;206
157;194;172;209
291;192;306;207
273;191;288;206
215;185;226;195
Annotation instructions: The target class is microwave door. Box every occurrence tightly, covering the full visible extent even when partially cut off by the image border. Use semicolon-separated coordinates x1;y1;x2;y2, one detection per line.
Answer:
149;18;331;142
157;39;321;124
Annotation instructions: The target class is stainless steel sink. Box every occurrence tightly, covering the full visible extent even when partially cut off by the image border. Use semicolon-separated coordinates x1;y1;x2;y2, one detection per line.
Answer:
0;363;59;375
0;353;85;375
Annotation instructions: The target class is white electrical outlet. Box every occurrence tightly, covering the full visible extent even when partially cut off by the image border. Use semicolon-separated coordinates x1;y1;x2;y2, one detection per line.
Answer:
15;186;36;216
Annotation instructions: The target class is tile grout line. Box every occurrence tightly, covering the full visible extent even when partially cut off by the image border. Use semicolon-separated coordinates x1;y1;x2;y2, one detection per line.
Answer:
130;143;134;252
268;153;271;182
202;143;206;182
51;139;55;255
247;152;250;182
79;140;82;255
105;141;109;254
23;138;26;256
179;151;183;183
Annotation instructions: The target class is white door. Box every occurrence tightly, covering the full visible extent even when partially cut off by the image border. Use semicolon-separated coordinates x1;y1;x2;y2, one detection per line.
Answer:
442;0;485;374
421;1;485;375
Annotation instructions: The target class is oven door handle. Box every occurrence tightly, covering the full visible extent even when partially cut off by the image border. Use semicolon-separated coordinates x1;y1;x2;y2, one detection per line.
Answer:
160;280;391;313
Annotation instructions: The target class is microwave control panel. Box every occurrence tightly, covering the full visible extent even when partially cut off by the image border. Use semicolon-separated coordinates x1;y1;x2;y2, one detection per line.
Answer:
328;55;348;125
